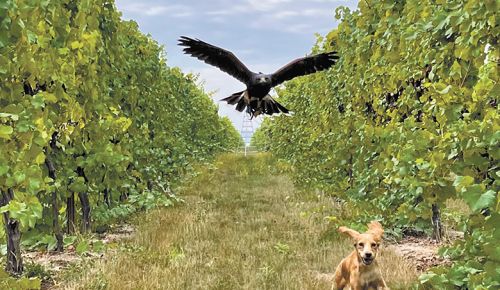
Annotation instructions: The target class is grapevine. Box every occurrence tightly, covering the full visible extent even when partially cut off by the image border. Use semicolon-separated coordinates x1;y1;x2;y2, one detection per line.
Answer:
253;0;498;288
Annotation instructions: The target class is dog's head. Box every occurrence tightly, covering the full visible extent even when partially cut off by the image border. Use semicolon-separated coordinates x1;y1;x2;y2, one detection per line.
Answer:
338;221;384;266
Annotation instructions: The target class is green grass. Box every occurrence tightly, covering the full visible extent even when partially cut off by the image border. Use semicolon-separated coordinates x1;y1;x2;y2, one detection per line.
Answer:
58;153;417;289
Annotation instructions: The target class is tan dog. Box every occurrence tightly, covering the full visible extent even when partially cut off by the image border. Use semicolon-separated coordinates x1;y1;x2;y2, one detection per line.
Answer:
333;221;388;290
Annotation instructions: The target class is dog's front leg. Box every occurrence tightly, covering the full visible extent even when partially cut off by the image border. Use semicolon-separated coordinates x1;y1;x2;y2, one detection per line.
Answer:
348;274;363;290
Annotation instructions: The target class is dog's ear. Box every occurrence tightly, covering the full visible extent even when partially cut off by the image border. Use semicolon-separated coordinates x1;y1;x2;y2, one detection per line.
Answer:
367;221;384;242
338;226;361;240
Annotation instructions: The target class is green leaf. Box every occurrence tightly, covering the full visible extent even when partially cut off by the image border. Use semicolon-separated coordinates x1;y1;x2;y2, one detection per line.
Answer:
450;60;462;79
460;184;496;213
0;164;9;176
453;176;474;188
64;236;77;247
470;190;496;212
46;235;58;251
0;54;9;74
16;121;32;132
70;41;84;50
69;177;87;193
0;200;24;215
438;85;452;94
0;124;13;139
0;113;19;121
31;95;45;109
14;171;26;184
76;240;89;255
38;92;57;103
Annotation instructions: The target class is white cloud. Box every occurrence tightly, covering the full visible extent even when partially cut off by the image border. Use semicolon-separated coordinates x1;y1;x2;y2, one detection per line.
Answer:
272;10;299;19
303;8;334;17
204;4;249;16
205;10;232;16
120;3;168;16
205;0;308;18
119;3;192;17
206;1;337;34
283;23;314;34
250;18;315;34
207;16;227;23
171;11;193;18
245;0;292;11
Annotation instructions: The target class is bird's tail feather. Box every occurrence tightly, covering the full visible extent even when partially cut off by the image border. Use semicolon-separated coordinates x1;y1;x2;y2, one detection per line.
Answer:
221;91;249;112
259;95;290;116
220;91;244;105
220;91;291;117
235;97;246;112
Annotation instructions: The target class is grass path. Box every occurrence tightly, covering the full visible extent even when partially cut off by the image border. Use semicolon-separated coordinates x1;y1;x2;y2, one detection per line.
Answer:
60;154;417;289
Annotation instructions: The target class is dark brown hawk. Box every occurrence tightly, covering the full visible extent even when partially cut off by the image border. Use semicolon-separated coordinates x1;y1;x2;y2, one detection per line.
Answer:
178;36;339;117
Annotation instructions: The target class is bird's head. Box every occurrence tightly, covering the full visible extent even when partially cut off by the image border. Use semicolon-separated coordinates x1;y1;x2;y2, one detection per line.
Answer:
256;74;271;85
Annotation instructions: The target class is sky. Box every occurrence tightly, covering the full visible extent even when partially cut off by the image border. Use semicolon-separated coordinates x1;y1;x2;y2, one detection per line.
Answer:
114;0;359;142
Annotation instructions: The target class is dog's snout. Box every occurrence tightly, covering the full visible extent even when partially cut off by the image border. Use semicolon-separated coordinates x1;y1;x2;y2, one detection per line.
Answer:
365;252;372;258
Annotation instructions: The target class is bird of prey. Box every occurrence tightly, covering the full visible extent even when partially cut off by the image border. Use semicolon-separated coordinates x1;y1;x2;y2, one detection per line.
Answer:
178;36;339;117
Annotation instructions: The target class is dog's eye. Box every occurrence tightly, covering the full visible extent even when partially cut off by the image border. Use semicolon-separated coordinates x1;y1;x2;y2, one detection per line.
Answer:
371;243;377;247
358;243;364;247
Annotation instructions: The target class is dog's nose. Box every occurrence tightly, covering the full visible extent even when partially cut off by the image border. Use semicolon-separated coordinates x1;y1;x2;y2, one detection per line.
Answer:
365;252;372;258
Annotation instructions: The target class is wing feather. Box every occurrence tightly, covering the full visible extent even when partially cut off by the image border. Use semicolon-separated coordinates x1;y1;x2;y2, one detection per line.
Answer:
271;51;339;86
178;36;253;84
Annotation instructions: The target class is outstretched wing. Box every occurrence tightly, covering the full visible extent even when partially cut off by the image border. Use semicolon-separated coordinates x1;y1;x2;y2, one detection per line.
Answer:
271;51;339;86
178;36;253;84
